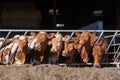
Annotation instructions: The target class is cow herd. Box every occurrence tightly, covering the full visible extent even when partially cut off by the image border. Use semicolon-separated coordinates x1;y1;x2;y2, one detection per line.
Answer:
0;30;108;67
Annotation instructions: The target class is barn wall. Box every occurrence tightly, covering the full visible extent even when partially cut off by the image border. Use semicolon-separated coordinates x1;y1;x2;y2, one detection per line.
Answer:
0;1;41;29
116;2;120;29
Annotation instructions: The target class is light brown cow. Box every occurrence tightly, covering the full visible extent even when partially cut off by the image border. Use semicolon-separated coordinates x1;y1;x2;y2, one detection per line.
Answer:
62;42;76;63
75;30;108;67
47;33;63;64
61;35;79;63
28;30;48;65
92;38;108;67
75;30;92;63
0;35;28;64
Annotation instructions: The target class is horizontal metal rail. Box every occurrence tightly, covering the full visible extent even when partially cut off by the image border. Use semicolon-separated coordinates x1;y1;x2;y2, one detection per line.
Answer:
0;29;120;32
104;33;120;38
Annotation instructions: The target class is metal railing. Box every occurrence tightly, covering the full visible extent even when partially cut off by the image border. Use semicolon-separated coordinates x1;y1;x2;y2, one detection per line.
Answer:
0;29;119;67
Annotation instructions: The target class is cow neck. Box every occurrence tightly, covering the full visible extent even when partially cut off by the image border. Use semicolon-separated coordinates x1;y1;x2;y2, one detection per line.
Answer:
90;36;99;48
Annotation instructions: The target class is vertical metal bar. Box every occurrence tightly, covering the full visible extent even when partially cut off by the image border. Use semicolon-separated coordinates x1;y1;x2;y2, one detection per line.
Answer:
0;31;12;49
95;31;104;45
113;39;116;54
56;31;59;34
114;45;120;59
114;52;120;68
24;31;28;36
66;31;75;43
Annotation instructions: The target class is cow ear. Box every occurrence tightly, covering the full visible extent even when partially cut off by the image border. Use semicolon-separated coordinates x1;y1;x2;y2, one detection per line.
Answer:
74;44;79;49
47;33;55;39
75;32;81;37
30;32;37;37
62;35;70;42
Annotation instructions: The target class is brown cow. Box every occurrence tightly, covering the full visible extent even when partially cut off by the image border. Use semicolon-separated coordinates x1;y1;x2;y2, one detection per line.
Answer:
75;30;108;67
47;33;63;64
0;35;28;64
75;30;92;63
61;35;79;63
62;42;76;63
28;30;48;65
92;38;108;67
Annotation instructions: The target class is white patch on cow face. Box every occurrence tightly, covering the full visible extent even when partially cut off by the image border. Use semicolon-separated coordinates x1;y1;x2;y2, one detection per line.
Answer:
55;34;62;38
0;42;3;48
19;36;25;40
15;57;22;64
14;35;20;38
29;38;37;49
40;31;46;34
79;40;84;44
11;43;18;54
5;54;9;63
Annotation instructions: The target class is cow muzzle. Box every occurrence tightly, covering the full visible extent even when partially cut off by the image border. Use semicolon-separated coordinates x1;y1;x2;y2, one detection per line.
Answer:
62;50;68;56
17;48;23;53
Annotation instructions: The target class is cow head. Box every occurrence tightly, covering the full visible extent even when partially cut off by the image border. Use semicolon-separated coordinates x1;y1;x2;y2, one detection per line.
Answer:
17;35;28;53
29;31;48;51
92;38;108;68
13;35;28;64
75;30;93;63
62;43;75;57
50;34;63;53
78;30;91;45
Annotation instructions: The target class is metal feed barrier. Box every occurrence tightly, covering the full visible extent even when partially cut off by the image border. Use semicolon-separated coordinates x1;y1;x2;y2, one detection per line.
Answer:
0;29;120;67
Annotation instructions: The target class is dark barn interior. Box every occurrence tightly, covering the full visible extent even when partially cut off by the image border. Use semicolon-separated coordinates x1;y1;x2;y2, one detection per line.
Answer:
0;0;119;30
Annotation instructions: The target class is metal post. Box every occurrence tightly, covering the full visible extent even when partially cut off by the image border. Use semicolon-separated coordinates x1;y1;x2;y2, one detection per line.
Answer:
95;31;104;45
66;31;75;43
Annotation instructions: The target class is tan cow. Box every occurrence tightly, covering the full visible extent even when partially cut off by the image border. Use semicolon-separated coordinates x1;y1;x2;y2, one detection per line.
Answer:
47;33;63;64
75;30;108;67
28;30;48;65
75;30;92;63
62;42;76;63
61;35;79;63
92;38;108;67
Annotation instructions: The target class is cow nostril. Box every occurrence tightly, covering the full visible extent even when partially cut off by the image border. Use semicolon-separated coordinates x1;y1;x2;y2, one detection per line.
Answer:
35;44;41;48
62;50;67;55
51;48;56;52
18;48;22;52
